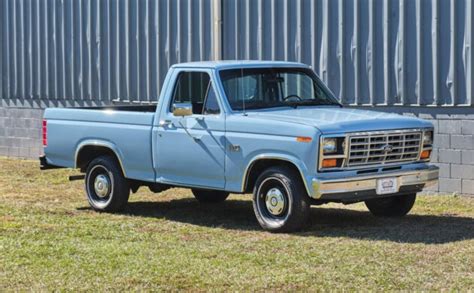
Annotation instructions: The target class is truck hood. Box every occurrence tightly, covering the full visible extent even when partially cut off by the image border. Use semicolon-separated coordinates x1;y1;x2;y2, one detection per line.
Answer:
246;107;433;134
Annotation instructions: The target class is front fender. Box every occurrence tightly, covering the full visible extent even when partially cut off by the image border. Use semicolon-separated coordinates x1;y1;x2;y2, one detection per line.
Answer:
242;153;313;197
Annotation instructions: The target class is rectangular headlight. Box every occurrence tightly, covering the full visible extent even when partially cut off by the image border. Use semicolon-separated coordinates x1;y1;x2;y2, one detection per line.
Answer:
322;138;338;154
423;131;433;146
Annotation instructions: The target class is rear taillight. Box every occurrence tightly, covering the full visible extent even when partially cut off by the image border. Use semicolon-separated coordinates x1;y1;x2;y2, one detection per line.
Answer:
42;119;47;146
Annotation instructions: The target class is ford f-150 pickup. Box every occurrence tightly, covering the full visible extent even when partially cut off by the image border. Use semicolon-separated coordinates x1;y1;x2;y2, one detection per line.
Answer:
40;61;439;232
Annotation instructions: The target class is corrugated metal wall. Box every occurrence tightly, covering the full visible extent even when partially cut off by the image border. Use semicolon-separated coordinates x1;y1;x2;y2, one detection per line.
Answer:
223;0;473;106
0;0;214;107
1;0;473;108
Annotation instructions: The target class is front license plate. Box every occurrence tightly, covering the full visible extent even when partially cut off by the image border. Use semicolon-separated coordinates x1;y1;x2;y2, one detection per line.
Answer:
376;177;398;195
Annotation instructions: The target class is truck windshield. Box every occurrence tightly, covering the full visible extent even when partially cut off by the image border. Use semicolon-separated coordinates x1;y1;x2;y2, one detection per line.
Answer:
219;67;341;111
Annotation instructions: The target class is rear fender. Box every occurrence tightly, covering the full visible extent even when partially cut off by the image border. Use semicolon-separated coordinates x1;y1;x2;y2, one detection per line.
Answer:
74;139;126;177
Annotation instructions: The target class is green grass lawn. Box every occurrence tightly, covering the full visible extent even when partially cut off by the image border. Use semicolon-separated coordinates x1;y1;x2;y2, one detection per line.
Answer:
1;157;473;291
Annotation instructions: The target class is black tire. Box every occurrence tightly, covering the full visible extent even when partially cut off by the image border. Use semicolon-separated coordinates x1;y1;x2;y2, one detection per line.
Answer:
365;193;416;217
192;189;229;203
252;166;311;232
85;155;130;212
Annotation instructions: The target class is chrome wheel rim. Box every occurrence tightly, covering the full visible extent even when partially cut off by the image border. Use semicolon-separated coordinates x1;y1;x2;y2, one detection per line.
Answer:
265;187;286;216
86;165;114;209
255;176;292;227
94;174;110;198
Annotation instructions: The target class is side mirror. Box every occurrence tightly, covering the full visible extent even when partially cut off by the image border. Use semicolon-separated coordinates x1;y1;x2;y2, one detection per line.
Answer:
172;103;193;117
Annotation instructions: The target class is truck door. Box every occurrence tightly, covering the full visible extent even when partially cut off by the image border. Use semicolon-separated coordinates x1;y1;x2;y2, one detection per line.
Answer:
155;70;226;189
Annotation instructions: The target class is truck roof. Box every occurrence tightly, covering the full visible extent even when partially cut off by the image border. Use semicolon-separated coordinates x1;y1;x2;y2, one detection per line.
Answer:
171;60;310;70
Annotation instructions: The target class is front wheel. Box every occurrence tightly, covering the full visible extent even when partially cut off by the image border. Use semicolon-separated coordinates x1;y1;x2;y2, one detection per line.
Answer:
252;166;311;232
365;193;416;217
85;156;130;212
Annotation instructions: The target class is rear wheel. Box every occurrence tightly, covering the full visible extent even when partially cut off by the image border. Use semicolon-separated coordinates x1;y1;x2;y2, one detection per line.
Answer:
252;166;311;232
365;193;416;217
85;156;130;212
192;189;229;203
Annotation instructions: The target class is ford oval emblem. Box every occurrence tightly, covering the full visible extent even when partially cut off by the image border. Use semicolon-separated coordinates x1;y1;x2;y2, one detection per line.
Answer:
381;144;394;153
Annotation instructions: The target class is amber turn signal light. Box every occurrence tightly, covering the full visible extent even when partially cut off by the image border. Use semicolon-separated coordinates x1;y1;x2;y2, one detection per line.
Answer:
296;136;312;143
322;158;338;168
420;150;431;160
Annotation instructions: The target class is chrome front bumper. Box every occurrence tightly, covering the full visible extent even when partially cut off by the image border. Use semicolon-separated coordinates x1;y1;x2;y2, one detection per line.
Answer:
311;165;439;200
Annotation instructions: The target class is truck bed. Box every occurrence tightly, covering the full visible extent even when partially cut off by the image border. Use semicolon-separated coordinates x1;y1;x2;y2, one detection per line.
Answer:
43;107;156;182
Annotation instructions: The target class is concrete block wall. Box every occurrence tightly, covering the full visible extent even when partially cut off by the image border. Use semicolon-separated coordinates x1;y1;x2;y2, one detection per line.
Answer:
1;106;473;195
433;119;474;195
0;108;44;159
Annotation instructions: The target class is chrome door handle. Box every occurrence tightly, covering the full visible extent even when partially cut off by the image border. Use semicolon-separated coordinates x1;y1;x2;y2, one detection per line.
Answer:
159;119;173;127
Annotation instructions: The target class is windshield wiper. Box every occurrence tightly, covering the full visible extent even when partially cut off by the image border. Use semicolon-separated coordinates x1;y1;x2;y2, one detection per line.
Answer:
232;101;290;111
285;99;341;108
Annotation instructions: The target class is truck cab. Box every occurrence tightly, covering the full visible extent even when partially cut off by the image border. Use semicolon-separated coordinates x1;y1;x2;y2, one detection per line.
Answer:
40;61;439;232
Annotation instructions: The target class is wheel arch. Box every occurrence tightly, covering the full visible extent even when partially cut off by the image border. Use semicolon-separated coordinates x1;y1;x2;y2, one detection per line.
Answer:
75;140;126;176
242;154;311;195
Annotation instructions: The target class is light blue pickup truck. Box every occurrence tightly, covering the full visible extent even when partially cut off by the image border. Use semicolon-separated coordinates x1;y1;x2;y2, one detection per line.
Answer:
40;61;439;232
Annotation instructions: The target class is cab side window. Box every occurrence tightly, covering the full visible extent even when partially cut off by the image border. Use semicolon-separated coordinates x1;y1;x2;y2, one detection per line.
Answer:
171;72;220;115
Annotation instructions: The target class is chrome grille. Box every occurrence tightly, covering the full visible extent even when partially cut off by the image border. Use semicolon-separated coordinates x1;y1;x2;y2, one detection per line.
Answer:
347;130;422;167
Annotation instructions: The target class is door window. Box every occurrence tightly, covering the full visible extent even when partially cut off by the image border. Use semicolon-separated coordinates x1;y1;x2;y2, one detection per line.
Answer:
170;72;220;115
203;86;220;115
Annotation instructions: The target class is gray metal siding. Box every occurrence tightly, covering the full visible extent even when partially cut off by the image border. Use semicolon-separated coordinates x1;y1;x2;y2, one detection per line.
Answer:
222;0;474;107
0;0;214;108
1;0;473;108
